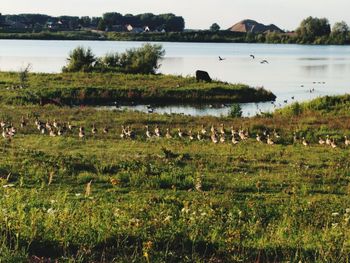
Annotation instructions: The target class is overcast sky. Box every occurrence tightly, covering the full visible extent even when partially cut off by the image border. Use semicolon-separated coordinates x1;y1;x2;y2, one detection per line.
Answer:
2;0;350;30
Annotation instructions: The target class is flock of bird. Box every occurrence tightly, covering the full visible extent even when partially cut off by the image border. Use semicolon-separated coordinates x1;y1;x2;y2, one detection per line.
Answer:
1;117;349;148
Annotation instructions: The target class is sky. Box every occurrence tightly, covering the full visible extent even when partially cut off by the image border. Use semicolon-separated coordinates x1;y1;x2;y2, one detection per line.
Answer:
1;0;350;31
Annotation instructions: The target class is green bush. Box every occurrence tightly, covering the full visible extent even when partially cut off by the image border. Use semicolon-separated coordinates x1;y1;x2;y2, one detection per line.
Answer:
63;44;165;75
229;103;243;117
62;46;96;73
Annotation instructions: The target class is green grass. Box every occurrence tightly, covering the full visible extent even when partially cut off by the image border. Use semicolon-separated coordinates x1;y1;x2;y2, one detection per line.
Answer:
0;72;276;106
0;104;349;262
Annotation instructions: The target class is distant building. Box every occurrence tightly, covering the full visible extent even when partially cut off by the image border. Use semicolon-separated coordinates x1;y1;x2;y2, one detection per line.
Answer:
228;19;284;34
126;24;150;33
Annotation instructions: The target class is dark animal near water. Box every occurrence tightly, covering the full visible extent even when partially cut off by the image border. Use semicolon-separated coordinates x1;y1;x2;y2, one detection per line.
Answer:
195;70;212;83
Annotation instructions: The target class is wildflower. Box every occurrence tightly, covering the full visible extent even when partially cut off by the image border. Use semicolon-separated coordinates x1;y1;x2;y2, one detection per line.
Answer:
345;208;350;214
75;193;81;197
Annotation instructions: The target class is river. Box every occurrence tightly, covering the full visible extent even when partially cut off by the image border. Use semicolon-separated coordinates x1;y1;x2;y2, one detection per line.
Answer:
1;40;349;116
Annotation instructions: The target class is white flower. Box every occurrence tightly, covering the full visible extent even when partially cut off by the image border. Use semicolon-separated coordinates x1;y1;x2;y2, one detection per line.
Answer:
75;193;81;197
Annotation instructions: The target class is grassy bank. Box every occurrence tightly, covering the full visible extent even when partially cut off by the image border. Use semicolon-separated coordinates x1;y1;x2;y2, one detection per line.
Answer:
276;94;350;116
0;105;349;262
0;30;103;40
0;72;276;105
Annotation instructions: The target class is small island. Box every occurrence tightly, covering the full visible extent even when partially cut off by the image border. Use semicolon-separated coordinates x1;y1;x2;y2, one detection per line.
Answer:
0;44;275;106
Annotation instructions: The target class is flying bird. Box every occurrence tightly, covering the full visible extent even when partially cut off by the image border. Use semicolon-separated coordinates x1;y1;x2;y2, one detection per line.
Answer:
260;60;269;64
218;56;226;61
250;54;255;59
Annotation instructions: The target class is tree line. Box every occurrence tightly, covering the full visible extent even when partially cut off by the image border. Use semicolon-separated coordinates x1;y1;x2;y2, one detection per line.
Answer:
0;12;185;32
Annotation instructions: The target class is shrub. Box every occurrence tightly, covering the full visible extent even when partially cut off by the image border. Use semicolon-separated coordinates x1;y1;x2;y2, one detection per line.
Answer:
62;46;96;73
229;103;243;117
63;44;165;75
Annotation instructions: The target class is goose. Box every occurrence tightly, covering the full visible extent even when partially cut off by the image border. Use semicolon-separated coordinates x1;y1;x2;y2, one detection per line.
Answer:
154;125;161;137
256;133;262;143
49;129;57;137
91;125;97;135
302;137;308;147
103;127;109;134
145;125;152;138
210;125;215;134
53;119;59;129
293;132;298;144
200;125;207;135
125;126;135;139
267;135;274;145
165;128;172;139
20;116;27;128
219;123;225;135
67;122;76;131
273;129;280;139
0;121;6;128
79;127;85;139
211;132;218;144
219;134;226;143
330;139;337;149
197;131;203;141
57;129;64;136
345;136;350;147
45;120;52;130
189;129;194;141
120;125;127;139
177;128;185;139
231;135;239;145
325;135;331;145
318;137;325;145
239;129;247;140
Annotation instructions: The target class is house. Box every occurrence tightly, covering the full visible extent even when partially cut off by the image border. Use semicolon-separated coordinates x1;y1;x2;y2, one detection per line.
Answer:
125;24;149;33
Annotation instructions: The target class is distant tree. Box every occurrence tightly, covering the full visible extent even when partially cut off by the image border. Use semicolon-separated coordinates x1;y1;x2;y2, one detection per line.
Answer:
97;19;106;31
79;16;92;27
209;23;220;32
330;21;349;44
62;47;96;72
296;16;331;43
103;12;123;27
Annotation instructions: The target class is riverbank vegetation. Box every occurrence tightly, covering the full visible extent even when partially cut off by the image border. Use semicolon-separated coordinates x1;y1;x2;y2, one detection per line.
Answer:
0;100;349;262
0;71;276;105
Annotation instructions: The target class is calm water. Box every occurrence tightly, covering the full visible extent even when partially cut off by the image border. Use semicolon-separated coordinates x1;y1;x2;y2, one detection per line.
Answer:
1;40;350;116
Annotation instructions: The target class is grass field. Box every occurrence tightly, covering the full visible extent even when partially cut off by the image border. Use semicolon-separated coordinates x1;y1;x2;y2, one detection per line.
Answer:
0;102;349;262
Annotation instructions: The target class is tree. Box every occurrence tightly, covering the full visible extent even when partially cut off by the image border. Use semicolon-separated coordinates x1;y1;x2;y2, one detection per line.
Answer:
97;19;106;31
331;21;349;44
296;16;331;43
209;23;220;32
103;12;123;27
62;47;96;72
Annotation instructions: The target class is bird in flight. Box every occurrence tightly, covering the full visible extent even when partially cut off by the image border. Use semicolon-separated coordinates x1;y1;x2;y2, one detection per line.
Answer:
260;60;269;64
250;54;255;59
218;56;226;61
